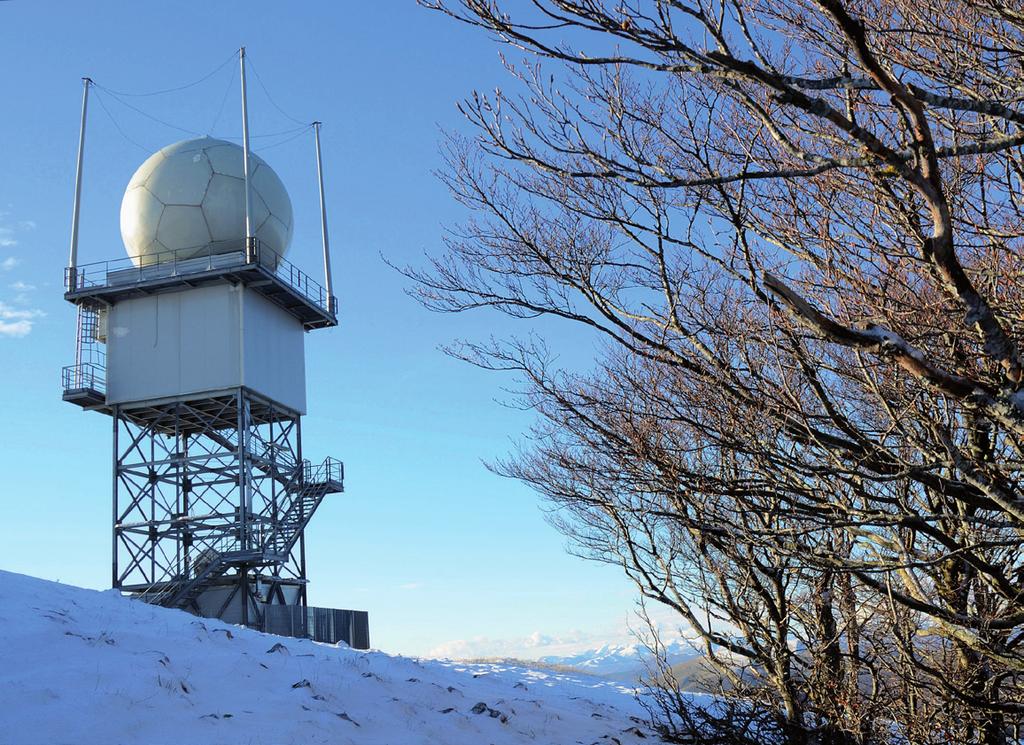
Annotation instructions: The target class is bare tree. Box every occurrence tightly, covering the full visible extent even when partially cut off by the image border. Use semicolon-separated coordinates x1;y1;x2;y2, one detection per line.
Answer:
407;1;1024;741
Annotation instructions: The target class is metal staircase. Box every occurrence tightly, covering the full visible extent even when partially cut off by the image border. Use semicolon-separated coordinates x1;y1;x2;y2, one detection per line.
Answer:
263;457;344;558
158;551;233;608
136;457;343;611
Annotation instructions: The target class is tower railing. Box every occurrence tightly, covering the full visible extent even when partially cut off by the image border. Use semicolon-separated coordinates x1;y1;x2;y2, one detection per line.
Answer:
64;238;336;317
303;456;345;487
62;362;105;394
250;239;339;316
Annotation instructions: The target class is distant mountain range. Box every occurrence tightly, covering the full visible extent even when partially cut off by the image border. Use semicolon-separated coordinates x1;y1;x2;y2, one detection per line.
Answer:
538;637;704;681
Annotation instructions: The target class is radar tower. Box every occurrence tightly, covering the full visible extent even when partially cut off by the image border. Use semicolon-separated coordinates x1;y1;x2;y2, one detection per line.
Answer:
60;51;367;648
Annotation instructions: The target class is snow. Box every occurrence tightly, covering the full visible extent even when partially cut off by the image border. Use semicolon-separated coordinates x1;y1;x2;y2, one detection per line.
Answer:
0;570;655;745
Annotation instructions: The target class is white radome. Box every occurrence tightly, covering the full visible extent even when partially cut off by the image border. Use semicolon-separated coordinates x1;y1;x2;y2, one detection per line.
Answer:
120;137;294;267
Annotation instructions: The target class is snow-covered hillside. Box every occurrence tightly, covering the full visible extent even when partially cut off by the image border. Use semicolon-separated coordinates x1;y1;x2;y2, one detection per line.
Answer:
0;571;654;745
540;639;701;681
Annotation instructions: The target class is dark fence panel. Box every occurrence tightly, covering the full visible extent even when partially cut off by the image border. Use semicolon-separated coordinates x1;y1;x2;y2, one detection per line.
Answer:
261;604;370;649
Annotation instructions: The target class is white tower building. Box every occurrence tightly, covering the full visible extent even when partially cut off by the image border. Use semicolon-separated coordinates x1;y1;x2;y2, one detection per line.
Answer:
61;72;367;647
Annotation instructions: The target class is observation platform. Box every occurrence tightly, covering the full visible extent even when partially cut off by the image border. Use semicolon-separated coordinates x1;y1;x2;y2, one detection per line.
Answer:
64;238;337;331
62;362;106;410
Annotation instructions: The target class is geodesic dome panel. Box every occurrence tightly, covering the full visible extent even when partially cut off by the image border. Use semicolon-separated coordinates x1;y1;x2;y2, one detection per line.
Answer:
119;137;294;268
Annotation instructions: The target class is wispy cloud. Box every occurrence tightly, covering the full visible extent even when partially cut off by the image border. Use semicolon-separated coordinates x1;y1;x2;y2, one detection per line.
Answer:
0;301;44;338
398;582;423;591
1;257;19;271
9;280;36;304
0;211;34;262
0;320;32;338
0;302;43;320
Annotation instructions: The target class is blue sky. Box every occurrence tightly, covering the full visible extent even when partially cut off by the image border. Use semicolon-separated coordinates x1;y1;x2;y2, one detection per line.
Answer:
0;1;649;656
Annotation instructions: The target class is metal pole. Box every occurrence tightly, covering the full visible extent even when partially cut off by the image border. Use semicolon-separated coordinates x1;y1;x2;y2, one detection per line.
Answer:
239;569;249;627
237;389;250;628
68;77;91;291
237;388;248;550
296;416;307;609
112;405;119;590
312;122;335;311
239;48;253;261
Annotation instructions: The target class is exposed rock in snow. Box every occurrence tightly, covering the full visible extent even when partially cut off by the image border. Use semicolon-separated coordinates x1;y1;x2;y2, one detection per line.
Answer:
0;570;655;745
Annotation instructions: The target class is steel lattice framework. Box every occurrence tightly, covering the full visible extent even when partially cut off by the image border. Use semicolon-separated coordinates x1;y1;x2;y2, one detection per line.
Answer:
111;389;340;626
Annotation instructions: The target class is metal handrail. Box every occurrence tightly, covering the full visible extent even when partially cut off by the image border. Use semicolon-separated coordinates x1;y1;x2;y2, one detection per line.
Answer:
62;362;106;393
307;456;344;485
64;238;335;317
250;239;332;313
290;456;344;486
